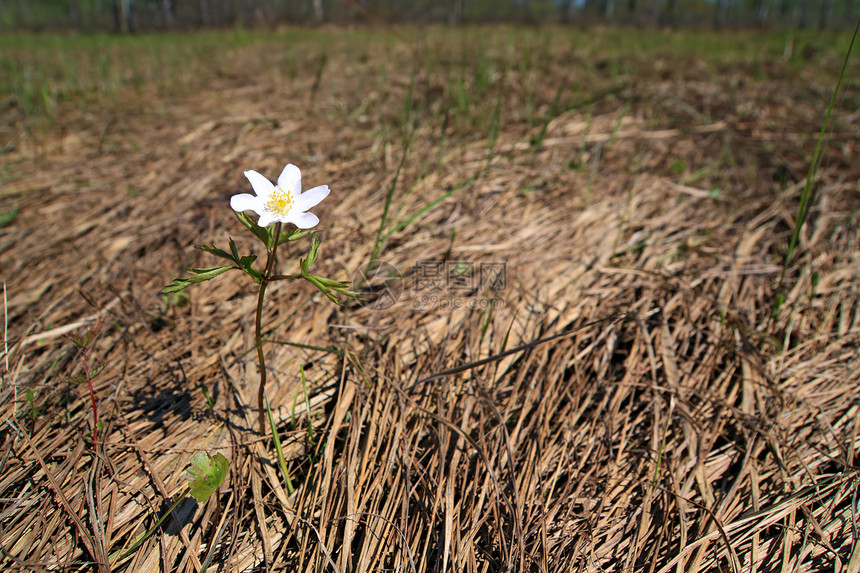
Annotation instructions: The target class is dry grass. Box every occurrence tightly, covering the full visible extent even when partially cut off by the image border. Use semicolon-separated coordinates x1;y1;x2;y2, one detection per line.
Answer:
1;26;858;572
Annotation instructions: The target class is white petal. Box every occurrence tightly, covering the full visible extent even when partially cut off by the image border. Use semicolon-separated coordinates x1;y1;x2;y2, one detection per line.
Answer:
289;211;320;229
244;170;274;198
277;164;302;194
257;212;277;227
294;185;330;212
230;193;261;213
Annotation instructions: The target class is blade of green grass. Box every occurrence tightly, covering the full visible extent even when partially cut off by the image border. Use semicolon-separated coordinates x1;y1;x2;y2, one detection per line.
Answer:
774;17;858;317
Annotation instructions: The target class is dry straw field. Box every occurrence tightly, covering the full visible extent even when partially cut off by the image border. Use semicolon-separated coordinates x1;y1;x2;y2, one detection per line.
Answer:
1;26;859;572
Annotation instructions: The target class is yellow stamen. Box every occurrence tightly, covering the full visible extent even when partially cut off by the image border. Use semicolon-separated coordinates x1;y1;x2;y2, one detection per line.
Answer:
266;187;294;216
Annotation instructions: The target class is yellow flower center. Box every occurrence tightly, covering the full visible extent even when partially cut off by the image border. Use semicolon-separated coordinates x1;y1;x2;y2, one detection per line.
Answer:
266;187;294;216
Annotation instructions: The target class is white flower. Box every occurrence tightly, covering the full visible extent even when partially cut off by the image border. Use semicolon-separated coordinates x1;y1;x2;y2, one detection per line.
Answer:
230;164;330;228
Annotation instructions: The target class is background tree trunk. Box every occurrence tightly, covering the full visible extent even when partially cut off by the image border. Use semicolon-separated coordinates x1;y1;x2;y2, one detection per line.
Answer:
449;0;462;25
818;0;832;29
753;0;767;27
660;0;677;27
199;0;211;26
114;0;132;33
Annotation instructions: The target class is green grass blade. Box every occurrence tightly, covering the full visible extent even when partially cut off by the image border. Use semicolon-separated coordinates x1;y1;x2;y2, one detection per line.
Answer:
264;387;294;495
775;18;858;316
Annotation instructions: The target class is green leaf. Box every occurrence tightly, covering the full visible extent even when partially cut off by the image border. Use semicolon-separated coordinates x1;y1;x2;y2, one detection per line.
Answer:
0;207;19;228
196;243;235;263
229;237;240;262
312;275;350;288
161;290;191;311
771;292;785;318
298;233;322;274
235;211;271;246
185;267;231;281
246;270;262;284
198;237;261;282
187;452;229;503
239;256;262;283
162;265;233;293
201;386;214;410
278;228;312;245
65;363;106;384
303;274;342;305
306;233;320;267
331;285;362;298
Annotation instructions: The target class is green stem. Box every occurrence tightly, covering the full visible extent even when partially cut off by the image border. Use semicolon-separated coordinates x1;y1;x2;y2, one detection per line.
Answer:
256;222;282;436
111;487;190;566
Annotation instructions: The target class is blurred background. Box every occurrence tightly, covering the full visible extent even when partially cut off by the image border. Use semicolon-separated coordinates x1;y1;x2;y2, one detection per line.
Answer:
2;0;857;33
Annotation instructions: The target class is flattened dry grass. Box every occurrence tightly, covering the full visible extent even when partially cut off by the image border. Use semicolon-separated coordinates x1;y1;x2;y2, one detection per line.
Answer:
0;27;858;572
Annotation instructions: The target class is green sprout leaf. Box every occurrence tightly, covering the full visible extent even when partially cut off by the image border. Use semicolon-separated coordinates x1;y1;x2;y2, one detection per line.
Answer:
160;290;191;312
195;240;260;283
302;273;359;305
0;207;19;228
201;385;214;411
239;255;261;283
771;292;785;319
229;237;240;261
66;363;106;384
196;243;234;262
277;228;312;245
187;452;229;504
24;389;38;421
235;211;271;246
162;265;233;293
299;232;321;274
306;233;321;267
